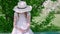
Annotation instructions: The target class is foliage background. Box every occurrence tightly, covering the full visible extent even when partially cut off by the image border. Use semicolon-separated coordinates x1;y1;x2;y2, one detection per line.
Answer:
0;0;60;33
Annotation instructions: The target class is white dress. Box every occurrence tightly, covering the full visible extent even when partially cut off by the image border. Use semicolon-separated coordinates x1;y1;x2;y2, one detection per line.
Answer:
11;12;34;34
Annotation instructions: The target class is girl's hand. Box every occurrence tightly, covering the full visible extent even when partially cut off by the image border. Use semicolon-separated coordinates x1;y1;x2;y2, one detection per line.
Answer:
24;23;30;32
14;25;25;32
13;22;17;28
19;29;25;32
18;28;26;32
27;23;30;27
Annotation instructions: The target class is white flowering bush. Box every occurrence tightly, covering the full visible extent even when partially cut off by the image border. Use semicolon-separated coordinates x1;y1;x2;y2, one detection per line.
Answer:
31;0;60;32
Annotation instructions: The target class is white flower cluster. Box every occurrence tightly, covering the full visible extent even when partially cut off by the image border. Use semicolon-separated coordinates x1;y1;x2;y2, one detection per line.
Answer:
43;0;60;14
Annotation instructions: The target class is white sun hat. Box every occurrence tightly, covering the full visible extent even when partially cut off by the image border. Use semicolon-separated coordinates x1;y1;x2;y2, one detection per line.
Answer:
13;1;32;13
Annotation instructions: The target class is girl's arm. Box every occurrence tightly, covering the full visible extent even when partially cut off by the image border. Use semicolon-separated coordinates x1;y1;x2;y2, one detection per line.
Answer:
27;12;31;26
26;12;31;31
13;12;18;28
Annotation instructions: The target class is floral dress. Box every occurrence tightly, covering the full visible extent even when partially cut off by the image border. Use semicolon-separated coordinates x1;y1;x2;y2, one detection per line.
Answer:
11;12;34;34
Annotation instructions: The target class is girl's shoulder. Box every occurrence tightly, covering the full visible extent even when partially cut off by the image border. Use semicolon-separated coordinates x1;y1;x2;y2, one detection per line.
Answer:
27;12;31;16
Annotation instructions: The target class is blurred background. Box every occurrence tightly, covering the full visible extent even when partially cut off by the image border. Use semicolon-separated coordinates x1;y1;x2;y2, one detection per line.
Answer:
0;0;60;34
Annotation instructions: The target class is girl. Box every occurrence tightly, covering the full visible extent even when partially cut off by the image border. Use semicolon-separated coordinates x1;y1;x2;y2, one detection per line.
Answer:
11;1;34;34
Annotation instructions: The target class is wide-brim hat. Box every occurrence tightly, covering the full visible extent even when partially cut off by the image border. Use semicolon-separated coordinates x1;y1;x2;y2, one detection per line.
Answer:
13;1;32;13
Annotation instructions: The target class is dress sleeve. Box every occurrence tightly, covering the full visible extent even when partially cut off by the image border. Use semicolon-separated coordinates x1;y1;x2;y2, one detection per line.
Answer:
27;12;31;16
14;12;18;16
14;12;18;23
27;12;31;22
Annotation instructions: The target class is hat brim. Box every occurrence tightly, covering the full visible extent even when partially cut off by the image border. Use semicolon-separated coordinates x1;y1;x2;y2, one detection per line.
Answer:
13;5;32;13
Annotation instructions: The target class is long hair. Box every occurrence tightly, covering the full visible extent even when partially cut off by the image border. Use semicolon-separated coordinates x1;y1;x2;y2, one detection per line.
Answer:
18;12;27;18
24;12;27;18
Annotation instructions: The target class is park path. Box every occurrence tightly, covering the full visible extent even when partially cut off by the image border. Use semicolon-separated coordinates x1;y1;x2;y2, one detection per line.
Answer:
51;14;60;27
